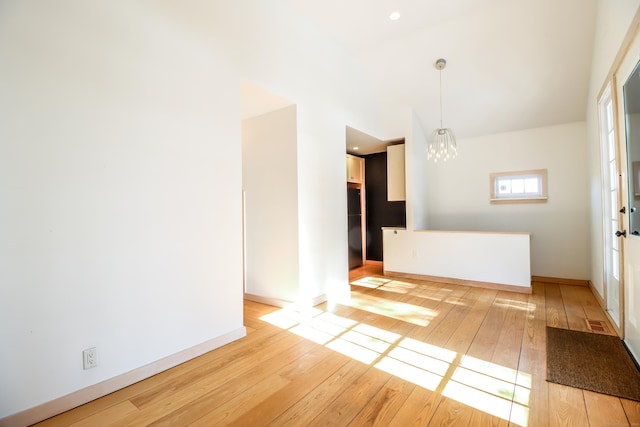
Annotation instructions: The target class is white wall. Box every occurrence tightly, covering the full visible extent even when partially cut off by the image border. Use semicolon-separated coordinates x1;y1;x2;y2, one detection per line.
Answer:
586;0;640;298
0;1;245;418
425;122;590;279
242;106;299;303
405;111;430;230
0;0;382;420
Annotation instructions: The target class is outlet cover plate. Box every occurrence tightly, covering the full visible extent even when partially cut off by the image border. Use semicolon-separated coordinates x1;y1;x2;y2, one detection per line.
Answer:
83;347;97;370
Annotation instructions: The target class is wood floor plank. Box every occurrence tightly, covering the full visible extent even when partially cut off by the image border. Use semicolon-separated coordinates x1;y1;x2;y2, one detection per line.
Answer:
129;328;300;409
226;349;350;427
268;359;370;426
548;383;589;427
387;386;442;427
407;285;472;346
583;390;630;427
183;372;292;427
464;291;509;363
417;299;472;348
468;408;509;427
119;335;317;426
517;288;549;427
544;283;569;329
491;292;528;371
67;401;138;427
347;376;415;426
621;398;640;425
139;336;323;426
559;285;591;332
306;367;392;426
521;282;547;354
427;396;474;427
444;287;497;354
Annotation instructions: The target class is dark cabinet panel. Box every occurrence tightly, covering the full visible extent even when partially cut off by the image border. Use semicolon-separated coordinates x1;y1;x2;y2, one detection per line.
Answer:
364;152;406;261
348;214;363;269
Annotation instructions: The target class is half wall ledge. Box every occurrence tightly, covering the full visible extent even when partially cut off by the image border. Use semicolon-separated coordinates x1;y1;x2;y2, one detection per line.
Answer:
382;228;532;291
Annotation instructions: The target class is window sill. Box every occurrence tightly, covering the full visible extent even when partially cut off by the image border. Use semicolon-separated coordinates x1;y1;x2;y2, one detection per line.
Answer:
490;197;548;204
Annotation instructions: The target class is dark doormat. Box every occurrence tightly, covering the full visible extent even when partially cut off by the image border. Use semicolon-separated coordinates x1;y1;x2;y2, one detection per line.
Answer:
546;326;640;401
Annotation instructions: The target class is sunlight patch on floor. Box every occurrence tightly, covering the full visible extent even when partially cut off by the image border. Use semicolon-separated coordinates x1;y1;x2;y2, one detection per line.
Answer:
351;276;464;305
346;293;437;326
259;302;530;427
460;355;519;384
351;276;393;288
378;280;417;294
493;297;536;312
375;356;443;390
443;380;514;421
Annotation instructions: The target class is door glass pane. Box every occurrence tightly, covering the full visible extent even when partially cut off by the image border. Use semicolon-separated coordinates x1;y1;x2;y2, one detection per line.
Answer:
625;60;640;235
609;132;616;160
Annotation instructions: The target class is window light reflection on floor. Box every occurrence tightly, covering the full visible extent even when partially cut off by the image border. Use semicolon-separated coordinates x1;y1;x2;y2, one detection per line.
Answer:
346;294;437;327
259;301;531;427
352;276;467;306
351;277;392;289
493;297;536;312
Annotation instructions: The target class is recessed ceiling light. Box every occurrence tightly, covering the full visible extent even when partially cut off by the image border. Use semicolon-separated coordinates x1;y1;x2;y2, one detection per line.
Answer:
353;146;359;150
389;11;400;21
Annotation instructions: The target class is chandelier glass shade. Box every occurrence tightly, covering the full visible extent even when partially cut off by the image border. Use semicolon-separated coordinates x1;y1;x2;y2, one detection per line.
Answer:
427;58;457;162
427;127;457;162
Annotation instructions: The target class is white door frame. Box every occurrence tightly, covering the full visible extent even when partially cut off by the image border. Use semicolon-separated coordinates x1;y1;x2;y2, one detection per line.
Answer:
598;81;624;335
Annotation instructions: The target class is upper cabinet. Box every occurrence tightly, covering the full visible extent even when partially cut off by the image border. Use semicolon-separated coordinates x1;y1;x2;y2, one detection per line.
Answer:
346;154;364;184
387;144;406;201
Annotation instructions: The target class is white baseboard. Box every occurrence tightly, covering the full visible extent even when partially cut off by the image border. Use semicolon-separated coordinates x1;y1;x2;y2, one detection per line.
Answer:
0;327;247;427
244;293;327;308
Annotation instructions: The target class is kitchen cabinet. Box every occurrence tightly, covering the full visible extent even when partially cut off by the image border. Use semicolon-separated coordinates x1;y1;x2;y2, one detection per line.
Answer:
346;154;364;183
387;144;405;201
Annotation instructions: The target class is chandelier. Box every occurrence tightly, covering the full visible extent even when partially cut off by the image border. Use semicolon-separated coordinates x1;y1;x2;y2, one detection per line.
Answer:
427;58;457;162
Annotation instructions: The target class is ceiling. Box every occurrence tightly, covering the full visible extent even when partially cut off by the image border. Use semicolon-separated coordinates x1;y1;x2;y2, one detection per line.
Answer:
283;0;599;154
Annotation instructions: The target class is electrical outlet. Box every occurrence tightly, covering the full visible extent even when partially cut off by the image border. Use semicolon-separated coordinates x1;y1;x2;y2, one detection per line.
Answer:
83;347;97;370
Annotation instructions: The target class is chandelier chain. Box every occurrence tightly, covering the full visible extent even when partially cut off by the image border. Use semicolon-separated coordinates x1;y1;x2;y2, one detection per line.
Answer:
439;67;443;130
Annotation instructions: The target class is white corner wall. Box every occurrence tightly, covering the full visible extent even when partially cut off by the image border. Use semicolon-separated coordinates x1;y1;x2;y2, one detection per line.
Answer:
242;106;300;303
0;0;384;420
586;0;640;298
426;122;590;279
0;1;245;419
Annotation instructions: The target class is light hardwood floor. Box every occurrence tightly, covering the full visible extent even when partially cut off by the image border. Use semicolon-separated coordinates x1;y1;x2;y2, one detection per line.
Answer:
34;264;640;426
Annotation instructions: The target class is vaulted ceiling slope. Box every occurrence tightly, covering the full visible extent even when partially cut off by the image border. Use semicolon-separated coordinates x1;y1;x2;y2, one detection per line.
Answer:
283;0;598;142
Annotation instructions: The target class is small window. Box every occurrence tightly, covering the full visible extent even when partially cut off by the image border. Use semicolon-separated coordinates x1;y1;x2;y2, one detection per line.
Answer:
490;169;548;204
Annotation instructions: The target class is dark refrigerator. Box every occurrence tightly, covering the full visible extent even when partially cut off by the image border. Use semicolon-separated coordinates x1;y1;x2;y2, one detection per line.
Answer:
348;187;363;269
